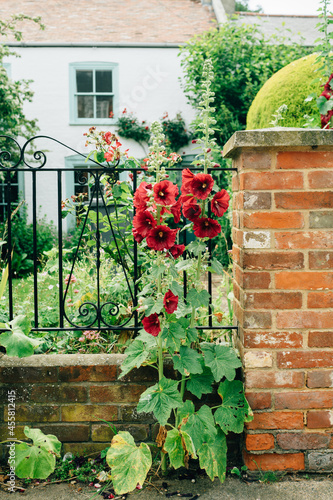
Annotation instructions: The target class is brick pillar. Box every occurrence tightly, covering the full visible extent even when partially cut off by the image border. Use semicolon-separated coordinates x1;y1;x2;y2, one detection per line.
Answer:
224;129;333;473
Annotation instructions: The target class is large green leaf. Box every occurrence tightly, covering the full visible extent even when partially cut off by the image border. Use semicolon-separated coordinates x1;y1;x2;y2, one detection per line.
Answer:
106;431;151;494
214;379;253;434
181;405;216;451
137;377;182;425
186;365;214;398
201;344;242;382
164;429;184;469
15;426;61;479
186;289;210;309
119;339;151;379
0;317;41;358
177;399;195;423
197;427;227;482
164;428;197;470
161;322;185;352
173;346;203;375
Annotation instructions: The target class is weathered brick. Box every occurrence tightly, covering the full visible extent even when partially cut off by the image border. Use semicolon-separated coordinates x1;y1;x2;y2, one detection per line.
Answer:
243;251;304;270
240;172;303;190
245;433;275;451
244;331;303;349
243;191;271;210
120;405;156;423
308;292;333;309
243;230;271;249
308;330;333;348
0;367;57;383
31;385;88;403
275;391;333;410
61;405;118;422
244;351;273;368
277;151;333;170
36;424;89;442
277;432;330;450
243;312;272;329
6;405;60;422
232;174;239;191
0;425;26;441
232;245;242;266
277;311;333;329
245;392;272;410
308;451;333;471
234;191;244;210
244;212;304;229
241;151;272;170
308;170;333;188
119;365;158;382
309;211;333;229
275;231;333;249
58;365;117;382
275;272;333;290
90;384;146;403
278;351;333;369
246;411;304;430
307;371;333;388
0;385;32;403
91;423;149;442
243;451;305;471
246;371;305;389
243;271;272;289
309;251;333;269
275;192;333;209
307;411;333;429
245;292;302;310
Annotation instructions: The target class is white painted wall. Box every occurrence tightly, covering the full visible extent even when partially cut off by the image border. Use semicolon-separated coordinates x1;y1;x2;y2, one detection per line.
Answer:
5;45;196;224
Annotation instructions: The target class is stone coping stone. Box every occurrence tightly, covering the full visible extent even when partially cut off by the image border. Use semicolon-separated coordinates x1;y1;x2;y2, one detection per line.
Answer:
0;353;125;367
223;128;333;157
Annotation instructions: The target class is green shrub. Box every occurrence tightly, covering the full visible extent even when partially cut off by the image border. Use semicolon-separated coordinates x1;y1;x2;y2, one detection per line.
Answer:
246;54;322;129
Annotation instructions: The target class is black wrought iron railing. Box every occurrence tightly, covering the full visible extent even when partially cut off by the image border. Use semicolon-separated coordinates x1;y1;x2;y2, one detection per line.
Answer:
0;135;237;337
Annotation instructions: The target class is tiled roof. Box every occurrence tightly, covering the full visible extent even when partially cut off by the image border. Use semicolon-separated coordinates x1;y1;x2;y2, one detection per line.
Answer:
235;12;323;46
0;0;216;44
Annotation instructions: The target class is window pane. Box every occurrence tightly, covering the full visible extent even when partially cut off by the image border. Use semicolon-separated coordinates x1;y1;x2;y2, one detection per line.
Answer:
76;70;93;92
96;70;112;92
77;95;94;118
96;96;113;118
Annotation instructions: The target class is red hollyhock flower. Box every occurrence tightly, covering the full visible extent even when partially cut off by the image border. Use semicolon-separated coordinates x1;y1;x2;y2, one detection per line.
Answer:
163;290;179;314
170;197;182;223
146;225;177;251
182;197;201;221
168;244;185;259
133;182;152;211
133;210;156;237
142;313;161;336
153;180;179;206
181;168;195;194
190;173;214;200
132;227;144;243
193;217;221;239
211;190;230;217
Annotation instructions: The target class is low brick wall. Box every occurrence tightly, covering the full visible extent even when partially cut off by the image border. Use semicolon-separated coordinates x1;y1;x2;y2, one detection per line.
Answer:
224;128;333;473
0;354;158;457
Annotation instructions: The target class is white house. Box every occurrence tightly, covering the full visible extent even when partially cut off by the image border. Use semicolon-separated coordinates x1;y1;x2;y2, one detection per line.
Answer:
0;0;319;225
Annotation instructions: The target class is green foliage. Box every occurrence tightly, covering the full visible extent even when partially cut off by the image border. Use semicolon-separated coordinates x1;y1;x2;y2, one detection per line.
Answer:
235;0;263;12
116;109;190;153
14;426;61;479
137;377;183;426
116;109;151;144
0;315;41;357
106;431;152;494
214;379;253;434
0;16;44;152
314;0;333;77
247;54;321;129
0;205;56;277
197;427;227;482
180;21;310;145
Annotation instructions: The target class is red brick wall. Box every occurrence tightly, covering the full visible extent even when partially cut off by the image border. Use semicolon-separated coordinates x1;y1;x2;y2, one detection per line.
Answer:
0;355;158;456
228;137;333;473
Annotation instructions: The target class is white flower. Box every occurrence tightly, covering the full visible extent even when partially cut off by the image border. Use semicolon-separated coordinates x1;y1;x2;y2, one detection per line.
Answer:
48;285;54;290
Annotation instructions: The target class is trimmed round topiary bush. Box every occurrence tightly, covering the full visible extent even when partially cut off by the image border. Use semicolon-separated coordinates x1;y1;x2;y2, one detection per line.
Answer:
246;54;323;129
